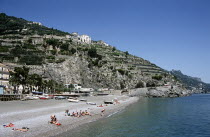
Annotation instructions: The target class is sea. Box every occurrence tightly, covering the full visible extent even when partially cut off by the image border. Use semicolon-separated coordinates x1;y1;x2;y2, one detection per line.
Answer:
57;94;210;137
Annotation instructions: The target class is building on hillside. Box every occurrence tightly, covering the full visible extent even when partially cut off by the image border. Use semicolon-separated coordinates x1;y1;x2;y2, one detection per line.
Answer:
65;83;82;91
0;63;11;94
28;22;42;26
30;34;44;45
70;32;92;44
93;40;109;46
80;35;91;44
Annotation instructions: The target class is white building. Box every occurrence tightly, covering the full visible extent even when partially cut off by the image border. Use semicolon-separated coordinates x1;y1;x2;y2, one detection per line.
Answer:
65;83;82;91
80;35;91;44
28;22;42;26
70;32;92;44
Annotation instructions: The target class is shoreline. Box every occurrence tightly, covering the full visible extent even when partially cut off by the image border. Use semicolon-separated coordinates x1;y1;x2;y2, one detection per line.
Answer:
0;95;139;137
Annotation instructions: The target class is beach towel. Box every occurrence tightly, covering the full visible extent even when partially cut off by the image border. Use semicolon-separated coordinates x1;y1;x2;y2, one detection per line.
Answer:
55;123;61;126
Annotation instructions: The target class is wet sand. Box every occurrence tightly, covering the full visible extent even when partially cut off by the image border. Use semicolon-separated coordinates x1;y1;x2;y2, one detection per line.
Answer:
0;95;139;137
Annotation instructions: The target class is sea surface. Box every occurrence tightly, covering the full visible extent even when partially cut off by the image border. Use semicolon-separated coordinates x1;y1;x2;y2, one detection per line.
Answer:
58;94;210;137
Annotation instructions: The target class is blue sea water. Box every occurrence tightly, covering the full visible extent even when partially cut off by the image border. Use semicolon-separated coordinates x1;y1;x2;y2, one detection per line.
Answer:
59;94;210;137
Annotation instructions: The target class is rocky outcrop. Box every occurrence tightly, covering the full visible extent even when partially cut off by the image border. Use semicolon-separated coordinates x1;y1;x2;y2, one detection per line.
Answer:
130;86;192;98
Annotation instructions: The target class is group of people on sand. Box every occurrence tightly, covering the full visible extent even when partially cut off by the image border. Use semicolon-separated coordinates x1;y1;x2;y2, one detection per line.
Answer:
3;123;29;132
65;109;91;117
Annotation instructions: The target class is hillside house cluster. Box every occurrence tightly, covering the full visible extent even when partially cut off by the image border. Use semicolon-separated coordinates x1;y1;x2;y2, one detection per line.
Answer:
27;22;42;26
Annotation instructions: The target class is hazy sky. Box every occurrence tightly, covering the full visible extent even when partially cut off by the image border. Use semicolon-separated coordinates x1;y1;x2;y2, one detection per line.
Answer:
1;0;210;83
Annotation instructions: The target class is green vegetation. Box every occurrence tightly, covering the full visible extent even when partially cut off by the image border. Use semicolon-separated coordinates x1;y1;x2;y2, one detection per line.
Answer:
120;82;125;89
88;47;97;58
9;66;61;94
55;58;65;63
112;46;116;51
0;13;69;35
46;55;55;60
22;44;35;49
19;55;44;65
9;45;44;65
171;70;210;92
46;38;60;48
152;75;163;81
88;47;102;60
60;43;69;51
146;81;156;87
70;48;76;54
0;46;9;52
117;69;125;75
135;81;144;88
124;51;129;56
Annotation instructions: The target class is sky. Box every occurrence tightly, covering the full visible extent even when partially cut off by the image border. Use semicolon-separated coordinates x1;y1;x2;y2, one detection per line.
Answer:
1;0;210;83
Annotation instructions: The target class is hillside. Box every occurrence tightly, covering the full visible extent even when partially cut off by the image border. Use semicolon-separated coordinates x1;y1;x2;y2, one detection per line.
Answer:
170;70;210;93
0;13;182;90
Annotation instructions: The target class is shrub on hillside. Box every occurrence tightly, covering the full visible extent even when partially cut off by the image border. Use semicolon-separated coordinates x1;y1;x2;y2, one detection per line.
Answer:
0;46;9;52
135;81;144;88
70;48;76;54
88;47;97;58
146;80;156;87
152;75;163;80
118;69;125;75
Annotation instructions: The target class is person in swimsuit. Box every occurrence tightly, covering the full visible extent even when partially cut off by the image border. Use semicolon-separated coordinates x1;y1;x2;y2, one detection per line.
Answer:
50;115;57;124
12;127;29;132
3;123;14;127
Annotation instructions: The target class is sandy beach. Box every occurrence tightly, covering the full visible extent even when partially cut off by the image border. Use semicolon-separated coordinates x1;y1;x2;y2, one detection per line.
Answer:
0;95;139;137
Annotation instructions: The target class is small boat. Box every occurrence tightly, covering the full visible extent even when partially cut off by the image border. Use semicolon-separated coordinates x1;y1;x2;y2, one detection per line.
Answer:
68;99;79;103
97;93;109;96
33;96;39;100
25;95;39;100
39;96;49;100
79;99;87;102
104;101;114;104
55;96;66;100
25;96;34;100
86;102;96;105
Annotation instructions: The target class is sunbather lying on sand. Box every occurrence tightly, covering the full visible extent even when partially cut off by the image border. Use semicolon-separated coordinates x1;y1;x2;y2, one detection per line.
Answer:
85;110;91;116
3;123;14;127
12;127;29;132
97;104;103;107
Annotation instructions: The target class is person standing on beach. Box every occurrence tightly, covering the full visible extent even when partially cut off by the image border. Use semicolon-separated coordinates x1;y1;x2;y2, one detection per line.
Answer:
101;109;105;116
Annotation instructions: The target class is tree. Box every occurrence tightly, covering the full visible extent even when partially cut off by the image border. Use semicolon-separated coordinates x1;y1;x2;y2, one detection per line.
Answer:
112;46;116;52
124;51;129;57
88;47;98;58
135;81;144;88
46;38;60;49
9;66;30;94
70;48;76;54
60;43;69;51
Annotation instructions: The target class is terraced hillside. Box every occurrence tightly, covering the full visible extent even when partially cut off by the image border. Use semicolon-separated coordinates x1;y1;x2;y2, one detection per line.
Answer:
0;13;180;89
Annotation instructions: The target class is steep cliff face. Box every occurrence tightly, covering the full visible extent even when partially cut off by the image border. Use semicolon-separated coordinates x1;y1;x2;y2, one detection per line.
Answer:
24;48;177;90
